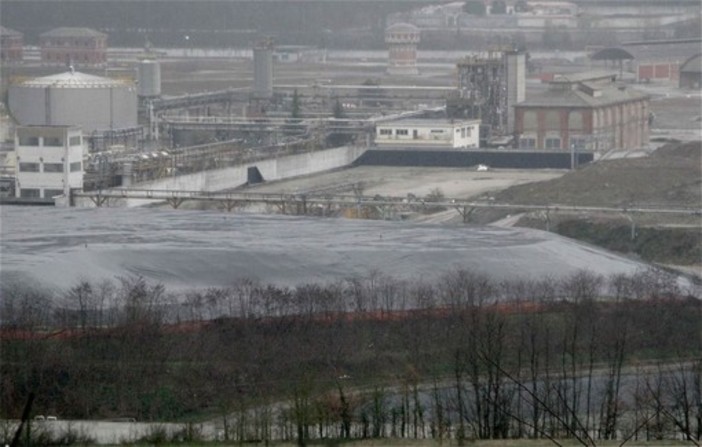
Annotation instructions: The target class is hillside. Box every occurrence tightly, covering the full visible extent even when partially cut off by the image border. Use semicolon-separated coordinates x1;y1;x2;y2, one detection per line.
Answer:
494;141;701;208
479;141;702;268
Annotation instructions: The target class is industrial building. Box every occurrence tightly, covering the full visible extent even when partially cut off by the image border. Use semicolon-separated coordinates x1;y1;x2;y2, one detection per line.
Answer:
1;26;23;64
447;50;526;141
8;70;138;148
375;118;481;149
514;72;649;151
15;126;84;199
385;22;420;76
590;40;702;83
273;45;325;64
39;27;108;67
679;53;702;89
514;1;579;28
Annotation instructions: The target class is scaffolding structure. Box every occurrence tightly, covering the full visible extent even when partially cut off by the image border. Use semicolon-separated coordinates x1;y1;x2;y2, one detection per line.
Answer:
448;49;525;141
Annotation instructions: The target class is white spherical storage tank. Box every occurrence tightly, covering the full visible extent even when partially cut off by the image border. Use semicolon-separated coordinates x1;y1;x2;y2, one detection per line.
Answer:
8;71;137;133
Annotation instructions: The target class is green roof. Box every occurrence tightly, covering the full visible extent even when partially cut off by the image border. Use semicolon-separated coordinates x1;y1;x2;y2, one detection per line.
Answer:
40;27;107;38
1;26;23;37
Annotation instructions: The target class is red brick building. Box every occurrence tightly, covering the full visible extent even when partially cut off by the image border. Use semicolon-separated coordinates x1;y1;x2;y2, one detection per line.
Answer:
591;40;701;83
1;26;24;64
514;72;649;151
40;27;107;67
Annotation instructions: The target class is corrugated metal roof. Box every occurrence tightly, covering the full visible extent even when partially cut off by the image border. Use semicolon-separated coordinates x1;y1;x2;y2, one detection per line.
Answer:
590;41;701;64
40;27;107;38
590;48;634;61
680;53;702;74
378;118;480;127
517;83;648;108
623;41;701;63
19;71;128;89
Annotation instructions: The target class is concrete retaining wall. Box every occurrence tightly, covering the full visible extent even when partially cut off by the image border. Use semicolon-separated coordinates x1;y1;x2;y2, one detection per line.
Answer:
354;149;593;169
75;145;366;207
148;145;365;191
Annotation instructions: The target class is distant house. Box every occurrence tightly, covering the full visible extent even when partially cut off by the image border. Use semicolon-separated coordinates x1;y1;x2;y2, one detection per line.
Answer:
40;27;107;67
375;118;481;149
1;26;23;64
514;72;649;151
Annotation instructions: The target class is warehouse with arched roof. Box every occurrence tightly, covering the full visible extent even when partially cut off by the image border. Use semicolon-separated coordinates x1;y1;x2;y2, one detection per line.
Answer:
679;53;702;89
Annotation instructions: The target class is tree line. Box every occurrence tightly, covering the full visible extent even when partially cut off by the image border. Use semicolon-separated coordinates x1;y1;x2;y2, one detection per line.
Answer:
1;268;700;446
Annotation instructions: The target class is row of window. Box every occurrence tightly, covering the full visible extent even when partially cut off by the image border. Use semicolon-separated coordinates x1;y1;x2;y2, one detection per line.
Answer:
519;136;590;150
41;39;105;48
379;128;472;137
44;53;105;63
520;137;561;149
18;136;81;147
387;33;418;40
379;128;410;136
18;162;81;173
19;188;64;199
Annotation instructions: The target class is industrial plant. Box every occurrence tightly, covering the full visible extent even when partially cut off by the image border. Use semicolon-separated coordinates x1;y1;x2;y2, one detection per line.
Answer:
0;2;701;446
0;0;699;206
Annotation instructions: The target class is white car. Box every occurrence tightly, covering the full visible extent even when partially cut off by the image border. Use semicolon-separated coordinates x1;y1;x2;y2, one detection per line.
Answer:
477;164;489;172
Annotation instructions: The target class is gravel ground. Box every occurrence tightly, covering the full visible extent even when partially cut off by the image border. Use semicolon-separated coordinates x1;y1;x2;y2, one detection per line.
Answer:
244;166;566;199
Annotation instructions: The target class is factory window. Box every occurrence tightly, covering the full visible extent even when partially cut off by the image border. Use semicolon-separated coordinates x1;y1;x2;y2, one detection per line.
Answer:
44;137;63;147
19;162;40;172
44;189;64;198
70;162;82;172
520;137;536;149
466;127;472;137
69;136;81;146
570;137;588;150
461;128;466;138
430;129;444;134
20;188;40;198
545;137;561;150
19;136;39;146
379;129;392;135
43;163;64;173
396;129;408;136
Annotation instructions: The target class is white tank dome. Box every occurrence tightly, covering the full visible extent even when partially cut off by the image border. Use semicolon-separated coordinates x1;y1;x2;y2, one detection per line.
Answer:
20;71;130;89
9;70;137;132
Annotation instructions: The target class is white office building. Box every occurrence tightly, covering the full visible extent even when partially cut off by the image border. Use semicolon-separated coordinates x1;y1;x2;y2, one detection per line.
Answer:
15;125;84;200
375;119;481;149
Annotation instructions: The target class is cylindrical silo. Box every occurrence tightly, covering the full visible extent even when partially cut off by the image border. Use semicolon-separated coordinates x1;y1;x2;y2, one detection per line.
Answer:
253;40;274;99
8;70;137;132
137;59;161;98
